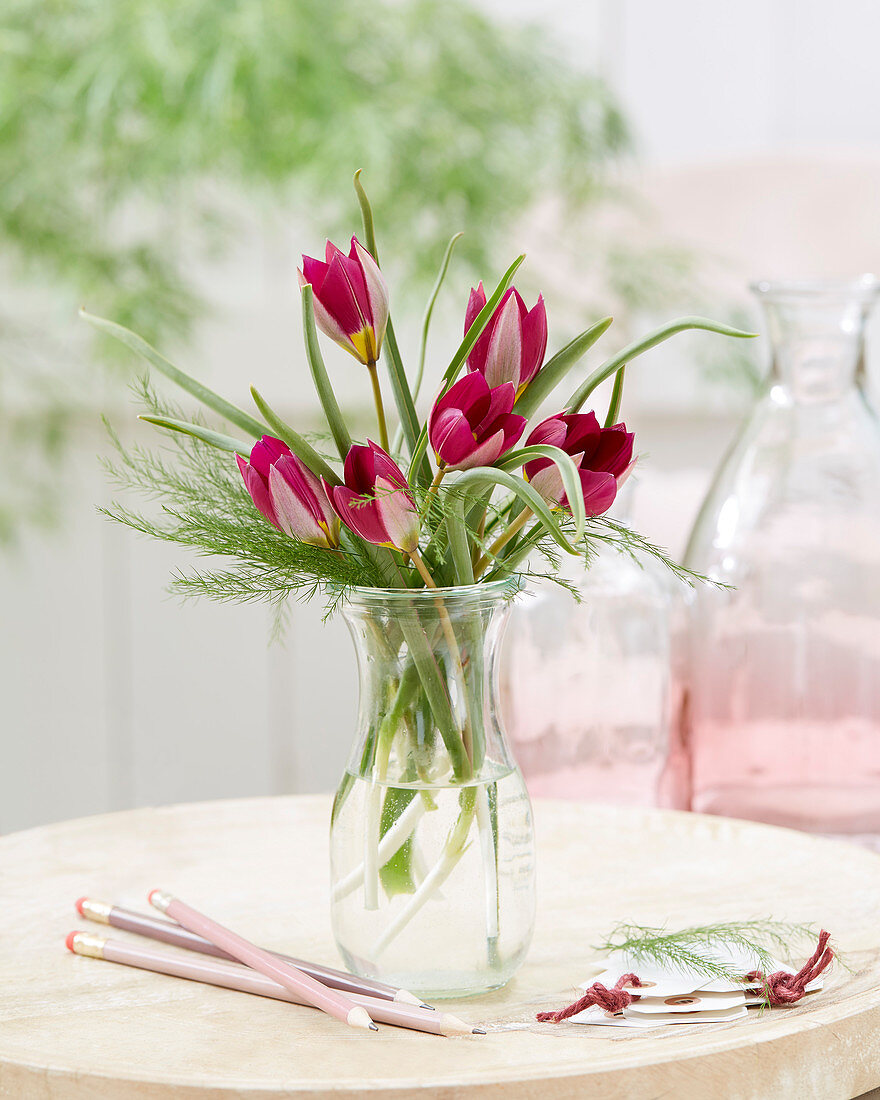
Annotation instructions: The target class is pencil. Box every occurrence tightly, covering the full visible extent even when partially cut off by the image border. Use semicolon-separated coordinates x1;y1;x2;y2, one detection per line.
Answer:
76;897;430;1009
65;932;480;1036
147;889;376;1032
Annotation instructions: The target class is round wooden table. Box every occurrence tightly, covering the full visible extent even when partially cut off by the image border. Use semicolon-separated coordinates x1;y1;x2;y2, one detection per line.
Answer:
2;796;880;1099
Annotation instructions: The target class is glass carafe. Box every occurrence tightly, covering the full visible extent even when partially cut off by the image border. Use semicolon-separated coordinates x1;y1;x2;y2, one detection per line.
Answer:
683;276;880;843
329;582;535;999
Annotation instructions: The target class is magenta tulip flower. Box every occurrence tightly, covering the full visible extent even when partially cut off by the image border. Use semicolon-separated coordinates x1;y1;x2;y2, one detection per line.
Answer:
237;436;340;548
298;236;389;365
465;284;547;394
428;374;526;471
524;412;635;517
324;441;420;553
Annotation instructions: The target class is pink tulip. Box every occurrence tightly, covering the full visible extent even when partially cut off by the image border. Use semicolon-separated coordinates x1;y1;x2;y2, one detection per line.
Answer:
428;374;526;471
323;441;420;553
465;284;547;393
237;436;340;548
299;237;389;365
524;412;635;517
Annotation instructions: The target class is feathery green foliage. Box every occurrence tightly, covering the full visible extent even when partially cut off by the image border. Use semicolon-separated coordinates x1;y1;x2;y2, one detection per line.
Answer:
594;919;821;983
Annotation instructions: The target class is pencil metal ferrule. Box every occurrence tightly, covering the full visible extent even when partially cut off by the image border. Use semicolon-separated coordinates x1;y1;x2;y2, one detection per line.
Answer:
72;932;107;959
81;898;113;924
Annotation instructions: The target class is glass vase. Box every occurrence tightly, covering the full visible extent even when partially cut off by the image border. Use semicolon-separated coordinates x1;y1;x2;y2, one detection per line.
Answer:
329;581;535;998
683;276;880;843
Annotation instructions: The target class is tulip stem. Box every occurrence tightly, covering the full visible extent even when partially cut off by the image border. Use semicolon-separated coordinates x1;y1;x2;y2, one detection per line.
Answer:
474;506;532;577
408;548;438;590
366;359;390;452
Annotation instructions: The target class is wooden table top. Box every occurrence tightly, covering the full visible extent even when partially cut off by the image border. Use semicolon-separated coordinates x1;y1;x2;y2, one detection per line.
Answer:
1;795;880;1099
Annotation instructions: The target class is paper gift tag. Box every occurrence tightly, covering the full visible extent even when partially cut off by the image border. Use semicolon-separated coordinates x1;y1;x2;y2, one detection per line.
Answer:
623;1004;749;1025
625;990;747;1014
568;1005;664;1028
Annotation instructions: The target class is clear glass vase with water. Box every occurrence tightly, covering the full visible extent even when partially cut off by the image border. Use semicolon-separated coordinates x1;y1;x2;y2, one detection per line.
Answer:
683;277;880;843
329;581;535;998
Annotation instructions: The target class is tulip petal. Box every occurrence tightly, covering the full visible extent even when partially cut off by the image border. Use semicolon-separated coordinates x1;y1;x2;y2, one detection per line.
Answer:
453;429;508;471
249;435;291;480
520;294;548;385
318;253;368;338
526;416;569;451
351;238;389;350
579;469;618;516
328;485;391;546
237;453;279;528
374;476;420;553
528;462;565;506
483;291;523;388
593;424;635;476
465;283;489;373
431;408;481;467
269;463;327;544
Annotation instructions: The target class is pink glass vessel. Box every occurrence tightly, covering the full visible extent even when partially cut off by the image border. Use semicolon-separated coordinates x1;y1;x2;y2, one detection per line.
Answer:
683;277;880;844
502;534;678;808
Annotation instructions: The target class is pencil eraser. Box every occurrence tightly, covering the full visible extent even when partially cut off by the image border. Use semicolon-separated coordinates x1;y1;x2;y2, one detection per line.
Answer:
75;896;88;916
65;931;78;953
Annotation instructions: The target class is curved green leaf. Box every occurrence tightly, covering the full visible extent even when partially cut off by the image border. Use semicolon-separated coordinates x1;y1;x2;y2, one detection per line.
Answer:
353;168;380;261
138;416;250;456
416;232;463;403
604;364;626;427
447;466;580;571
250;387;340;485
81;310;267;438
514;315;613;419
496;444;586;542
300;284;353;462
567;316;757;413
354;171;428;478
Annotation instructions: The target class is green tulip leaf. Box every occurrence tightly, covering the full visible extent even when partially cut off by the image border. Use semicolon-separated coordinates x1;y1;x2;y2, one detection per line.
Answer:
138;416;251;456
566;316;758;413
300;284;353;462
250;387;340;485
604;365;626;427
496;444;586;542
80;310;268;439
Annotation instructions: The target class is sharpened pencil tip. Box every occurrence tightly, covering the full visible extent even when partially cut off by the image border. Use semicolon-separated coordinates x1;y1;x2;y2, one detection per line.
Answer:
473;1028;486;1034
420;1003;435;1010
369;1024;379;1031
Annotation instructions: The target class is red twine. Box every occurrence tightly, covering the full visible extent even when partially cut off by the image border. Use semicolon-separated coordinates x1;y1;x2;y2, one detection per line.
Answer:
746;929;834;1005
536;931;834;1022
536;973;643;1023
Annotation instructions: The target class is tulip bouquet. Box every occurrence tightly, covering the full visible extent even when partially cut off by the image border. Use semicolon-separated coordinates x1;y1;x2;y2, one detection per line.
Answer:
86;176;750;988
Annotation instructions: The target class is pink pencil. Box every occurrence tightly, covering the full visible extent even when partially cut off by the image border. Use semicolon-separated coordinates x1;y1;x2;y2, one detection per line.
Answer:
148;889;376;1032
75;897;429;1008
66;932;480;1036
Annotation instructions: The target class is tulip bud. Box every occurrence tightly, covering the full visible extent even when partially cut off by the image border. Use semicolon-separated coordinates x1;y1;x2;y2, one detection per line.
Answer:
524;413;635;517
237;437;340;548
465;284;547;394
299;237;389;365
429;374;525;471
324;441;420;554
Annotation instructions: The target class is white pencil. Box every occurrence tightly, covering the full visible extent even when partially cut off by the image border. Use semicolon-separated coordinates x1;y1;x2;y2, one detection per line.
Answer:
148;889;376;1032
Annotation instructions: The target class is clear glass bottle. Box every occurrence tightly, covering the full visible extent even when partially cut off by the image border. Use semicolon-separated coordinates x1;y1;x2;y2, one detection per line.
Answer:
329;581;535;999
501;521;678;808
683;276;880;843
